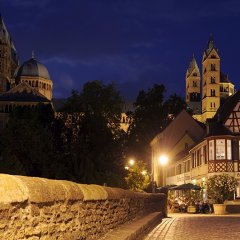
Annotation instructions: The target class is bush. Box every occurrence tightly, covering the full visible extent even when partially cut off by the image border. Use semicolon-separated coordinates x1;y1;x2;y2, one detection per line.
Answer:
207;174;238;204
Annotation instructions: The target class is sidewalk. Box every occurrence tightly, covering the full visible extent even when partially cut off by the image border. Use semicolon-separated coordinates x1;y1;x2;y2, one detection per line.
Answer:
100;212;164;240
144;213;240;240
100;212;240;240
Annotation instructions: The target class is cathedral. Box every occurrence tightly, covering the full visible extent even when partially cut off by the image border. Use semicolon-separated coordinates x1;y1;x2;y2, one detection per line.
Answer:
0;15;53;129
186;36;235;123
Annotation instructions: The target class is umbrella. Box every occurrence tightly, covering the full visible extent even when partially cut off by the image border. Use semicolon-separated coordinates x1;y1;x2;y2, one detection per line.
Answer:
170;183;201;190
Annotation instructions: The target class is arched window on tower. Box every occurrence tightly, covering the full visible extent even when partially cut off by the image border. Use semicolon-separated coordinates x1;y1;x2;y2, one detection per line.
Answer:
211;76;216;84
211;64;216;71
211;89;216;96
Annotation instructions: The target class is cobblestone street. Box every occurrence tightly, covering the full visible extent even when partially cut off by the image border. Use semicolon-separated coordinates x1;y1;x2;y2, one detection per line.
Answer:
144;213;240;240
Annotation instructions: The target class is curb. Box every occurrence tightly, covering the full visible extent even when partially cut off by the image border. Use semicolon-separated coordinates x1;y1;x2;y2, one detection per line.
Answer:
100;212;163;240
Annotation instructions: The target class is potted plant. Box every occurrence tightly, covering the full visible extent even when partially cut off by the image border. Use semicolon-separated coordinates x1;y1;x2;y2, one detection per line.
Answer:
206;174;238;214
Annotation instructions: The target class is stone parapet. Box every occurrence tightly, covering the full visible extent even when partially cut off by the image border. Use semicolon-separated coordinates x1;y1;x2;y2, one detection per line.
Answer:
0;174;166;239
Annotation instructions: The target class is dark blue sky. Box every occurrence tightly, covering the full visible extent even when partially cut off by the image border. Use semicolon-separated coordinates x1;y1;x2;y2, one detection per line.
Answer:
1;0;240;100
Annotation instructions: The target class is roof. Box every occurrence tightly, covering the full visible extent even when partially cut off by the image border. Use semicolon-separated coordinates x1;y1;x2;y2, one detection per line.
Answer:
213;90;240;123
205;120;233;137
220;72;233;84
205;35;217;55
186;55;199;77
0;14;16;51
151;109;205;151
0;82;50;102
202;35;219;61
15;57;50;80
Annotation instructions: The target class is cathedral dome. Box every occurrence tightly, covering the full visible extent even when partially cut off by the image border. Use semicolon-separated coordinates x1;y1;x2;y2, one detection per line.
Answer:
15;57;50;80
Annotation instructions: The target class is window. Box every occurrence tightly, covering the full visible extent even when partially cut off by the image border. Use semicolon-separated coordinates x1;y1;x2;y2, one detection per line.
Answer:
186;160;190;172
211;89;216;96
192;153;195;168
227;140;231;160
203;146;207;164
211;76;216;84
209;140;214;160
211;64;216;71
216;139;225;160
176;164;182;175
185;143;189;149
197;149;201;166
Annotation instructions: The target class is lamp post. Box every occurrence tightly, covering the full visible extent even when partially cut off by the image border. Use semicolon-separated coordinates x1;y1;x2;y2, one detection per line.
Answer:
151;154;169;192
159;154;169;187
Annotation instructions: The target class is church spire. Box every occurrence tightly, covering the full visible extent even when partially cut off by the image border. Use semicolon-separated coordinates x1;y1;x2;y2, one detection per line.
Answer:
32;50;35;59
186;54;199;77
204;34;218;57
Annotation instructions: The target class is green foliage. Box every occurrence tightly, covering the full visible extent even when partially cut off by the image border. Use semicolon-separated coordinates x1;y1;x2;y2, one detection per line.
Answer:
125;161;150;191
207;174;238;204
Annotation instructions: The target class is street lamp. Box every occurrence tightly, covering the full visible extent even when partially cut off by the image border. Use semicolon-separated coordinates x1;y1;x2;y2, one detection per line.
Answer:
159;154;169;187
159;155;169;166
129;159;135;166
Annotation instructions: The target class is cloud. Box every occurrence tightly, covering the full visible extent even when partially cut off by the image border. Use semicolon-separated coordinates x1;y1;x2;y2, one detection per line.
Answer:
42;57;76;67
59;73;74;90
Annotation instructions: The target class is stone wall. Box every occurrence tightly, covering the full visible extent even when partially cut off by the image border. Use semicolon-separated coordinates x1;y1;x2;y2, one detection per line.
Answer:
0;174;166;240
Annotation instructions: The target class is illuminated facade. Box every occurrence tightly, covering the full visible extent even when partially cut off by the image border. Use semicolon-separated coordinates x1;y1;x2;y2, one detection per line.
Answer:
0;15;52;129
186;36;235;123
151;91;240;197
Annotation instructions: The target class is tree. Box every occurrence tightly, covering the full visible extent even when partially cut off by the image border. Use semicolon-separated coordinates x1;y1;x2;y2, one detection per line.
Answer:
126;84;186;168
125;161;150;191
0;104;56;177
60;80;126;187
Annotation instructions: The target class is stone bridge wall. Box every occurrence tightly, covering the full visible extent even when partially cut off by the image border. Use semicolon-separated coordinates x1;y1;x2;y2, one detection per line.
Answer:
0;174;166;239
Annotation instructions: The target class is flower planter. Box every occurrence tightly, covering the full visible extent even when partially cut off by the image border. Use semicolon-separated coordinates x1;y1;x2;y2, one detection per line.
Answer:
213;204;226;215
187;205;196;213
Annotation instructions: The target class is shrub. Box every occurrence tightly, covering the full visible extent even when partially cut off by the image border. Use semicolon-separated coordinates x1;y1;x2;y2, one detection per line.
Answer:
206;174;238;204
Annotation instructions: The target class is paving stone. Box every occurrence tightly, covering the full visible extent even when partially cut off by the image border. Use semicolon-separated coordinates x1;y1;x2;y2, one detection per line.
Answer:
144;213;240;240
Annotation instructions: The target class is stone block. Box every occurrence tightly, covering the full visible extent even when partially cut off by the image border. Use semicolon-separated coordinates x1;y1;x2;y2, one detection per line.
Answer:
0;174;28;204
78;184;108;201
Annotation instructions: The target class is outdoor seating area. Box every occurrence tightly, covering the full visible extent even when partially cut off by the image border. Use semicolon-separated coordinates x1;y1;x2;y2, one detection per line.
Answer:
167;183;213;214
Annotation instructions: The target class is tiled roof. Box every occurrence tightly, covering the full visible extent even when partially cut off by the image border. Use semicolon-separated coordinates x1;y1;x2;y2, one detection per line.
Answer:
220;72;232;84
213;90;240;123
205;120;233;137
186;55;199;77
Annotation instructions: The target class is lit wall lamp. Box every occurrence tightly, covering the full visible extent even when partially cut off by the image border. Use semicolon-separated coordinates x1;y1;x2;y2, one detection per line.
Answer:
159;154;169;166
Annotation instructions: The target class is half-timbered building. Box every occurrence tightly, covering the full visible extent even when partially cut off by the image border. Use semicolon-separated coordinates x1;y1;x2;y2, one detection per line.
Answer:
151;91;240;197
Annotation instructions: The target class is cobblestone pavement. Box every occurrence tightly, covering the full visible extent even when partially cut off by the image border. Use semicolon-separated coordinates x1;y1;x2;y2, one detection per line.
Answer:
144;213;240;240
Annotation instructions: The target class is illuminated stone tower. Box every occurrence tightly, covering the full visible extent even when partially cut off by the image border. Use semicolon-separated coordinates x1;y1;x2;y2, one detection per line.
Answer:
186;55;201;114
0;15;18;93
201;36;220;122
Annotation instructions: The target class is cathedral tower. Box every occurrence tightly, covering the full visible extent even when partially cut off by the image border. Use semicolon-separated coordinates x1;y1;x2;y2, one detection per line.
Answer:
0;15;18;93
201;36;220;122
186;55;201;114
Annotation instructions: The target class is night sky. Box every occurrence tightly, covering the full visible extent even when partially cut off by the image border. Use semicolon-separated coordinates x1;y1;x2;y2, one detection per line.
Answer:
1;0;240;100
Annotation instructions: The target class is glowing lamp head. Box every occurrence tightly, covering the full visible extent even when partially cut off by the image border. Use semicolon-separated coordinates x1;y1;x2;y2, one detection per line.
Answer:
159;155;168;165
129;159;135;166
